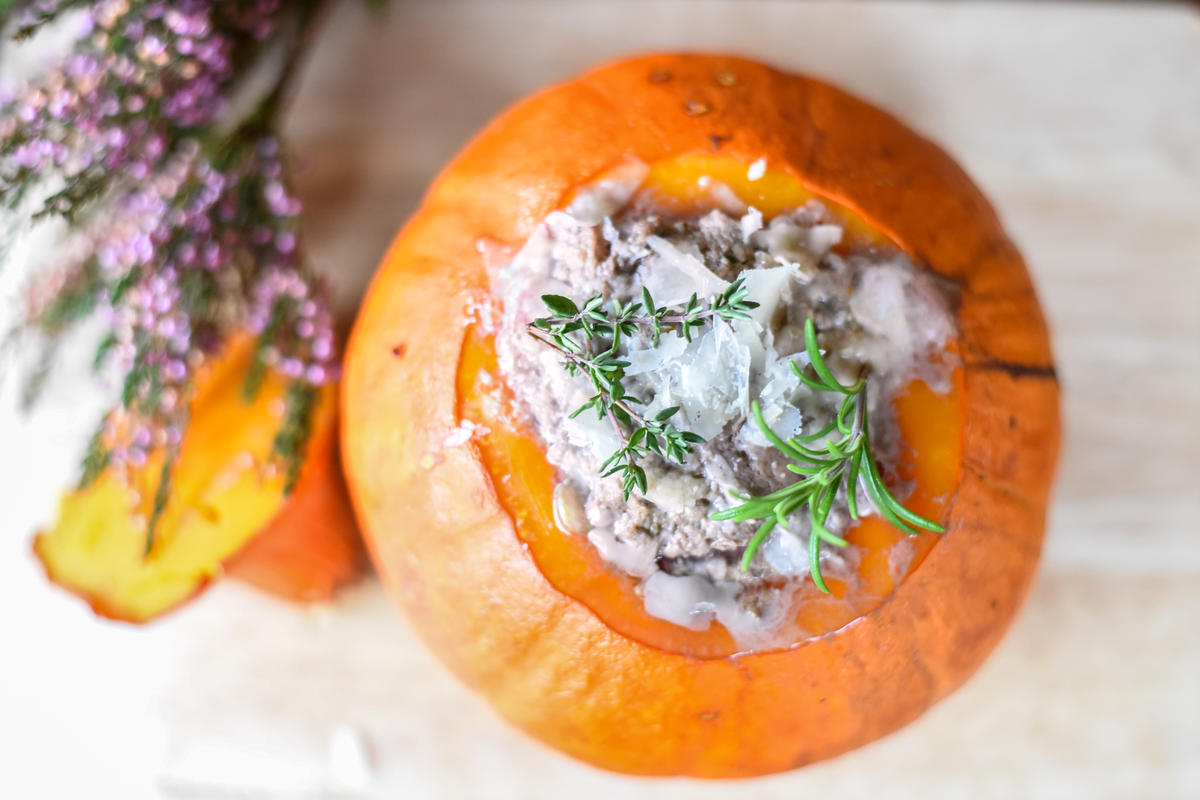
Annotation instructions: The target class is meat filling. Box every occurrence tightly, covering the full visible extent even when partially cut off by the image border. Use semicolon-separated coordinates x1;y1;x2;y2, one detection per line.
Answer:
490;177;956;646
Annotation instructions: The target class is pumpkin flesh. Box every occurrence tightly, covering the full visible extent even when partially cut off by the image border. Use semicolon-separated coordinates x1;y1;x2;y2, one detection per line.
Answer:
34;335;362;623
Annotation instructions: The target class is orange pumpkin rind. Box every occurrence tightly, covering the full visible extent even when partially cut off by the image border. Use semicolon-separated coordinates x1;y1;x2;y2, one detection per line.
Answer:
342;54;1059;776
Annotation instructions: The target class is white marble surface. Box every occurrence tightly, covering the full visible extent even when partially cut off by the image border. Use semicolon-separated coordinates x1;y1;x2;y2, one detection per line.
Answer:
3;2;1199;798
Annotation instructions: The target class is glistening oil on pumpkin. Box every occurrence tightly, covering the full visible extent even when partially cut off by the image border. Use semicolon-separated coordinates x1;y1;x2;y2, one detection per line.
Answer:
459;155;964;658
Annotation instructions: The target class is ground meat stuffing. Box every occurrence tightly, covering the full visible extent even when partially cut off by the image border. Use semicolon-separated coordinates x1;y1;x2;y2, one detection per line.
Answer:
490;172;956;646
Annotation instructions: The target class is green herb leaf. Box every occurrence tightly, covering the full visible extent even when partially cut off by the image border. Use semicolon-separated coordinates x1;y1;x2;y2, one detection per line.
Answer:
714;319;943;593
541;294;579;317
654;406;680;422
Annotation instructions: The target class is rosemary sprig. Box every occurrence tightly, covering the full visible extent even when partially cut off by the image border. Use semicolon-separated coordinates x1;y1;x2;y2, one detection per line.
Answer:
711;319;944;593
528;280;756;498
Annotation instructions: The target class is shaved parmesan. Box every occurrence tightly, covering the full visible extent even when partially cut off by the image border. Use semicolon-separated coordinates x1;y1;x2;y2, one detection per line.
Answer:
636;319;751;441
807;224;843;258
642;569;796;650
738;264;797;329
642;235;730;305
565;161;650;224
761;529;810;577
589;528;657;578
739;206;764;241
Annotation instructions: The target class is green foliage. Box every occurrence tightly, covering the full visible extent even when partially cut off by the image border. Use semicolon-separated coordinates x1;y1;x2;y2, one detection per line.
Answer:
243;298;289;402
77;422;110;489
272;380;317;496
143;452;175;556
37;259;102;334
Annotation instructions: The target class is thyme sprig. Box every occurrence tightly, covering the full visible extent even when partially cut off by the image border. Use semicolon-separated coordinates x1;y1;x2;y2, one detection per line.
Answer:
528;280;757;498
536;278;758;345
710;319;944;593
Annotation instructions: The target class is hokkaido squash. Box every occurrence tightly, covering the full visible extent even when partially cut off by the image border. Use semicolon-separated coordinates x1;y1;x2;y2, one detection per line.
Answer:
35;333;363;623
341;54;1060;776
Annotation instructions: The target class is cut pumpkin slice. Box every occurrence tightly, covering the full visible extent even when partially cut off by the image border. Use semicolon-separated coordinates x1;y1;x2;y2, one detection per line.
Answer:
34;334;362;623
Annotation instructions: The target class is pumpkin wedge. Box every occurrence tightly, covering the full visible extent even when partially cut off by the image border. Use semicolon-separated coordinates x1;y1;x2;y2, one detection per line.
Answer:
34;333;363;623
342;54;1059;776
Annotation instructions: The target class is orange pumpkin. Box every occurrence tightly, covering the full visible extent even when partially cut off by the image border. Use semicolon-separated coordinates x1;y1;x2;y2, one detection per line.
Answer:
341;54;1060;776
35;333;363;623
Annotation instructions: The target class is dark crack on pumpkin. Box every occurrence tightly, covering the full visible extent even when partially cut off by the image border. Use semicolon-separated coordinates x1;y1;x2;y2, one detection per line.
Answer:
970;359;1057;381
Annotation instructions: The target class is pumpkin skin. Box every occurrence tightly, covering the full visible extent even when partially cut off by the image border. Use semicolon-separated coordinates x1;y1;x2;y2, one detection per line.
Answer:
34;333;364;623
220;413;363;606
341;54;1060;776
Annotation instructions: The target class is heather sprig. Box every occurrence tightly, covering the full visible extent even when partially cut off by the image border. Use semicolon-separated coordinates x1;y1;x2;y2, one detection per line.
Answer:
2;0;339;554
710;319;944;593
527;282;758;499
1;0;292;222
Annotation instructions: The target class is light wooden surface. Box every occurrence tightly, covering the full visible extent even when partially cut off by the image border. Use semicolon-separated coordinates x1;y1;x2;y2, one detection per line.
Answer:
3;2;1199;798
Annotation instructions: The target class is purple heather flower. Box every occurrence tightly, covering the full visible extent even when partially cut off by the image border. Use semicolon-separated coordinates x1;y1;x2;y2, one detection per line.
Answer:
6;1;333;486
